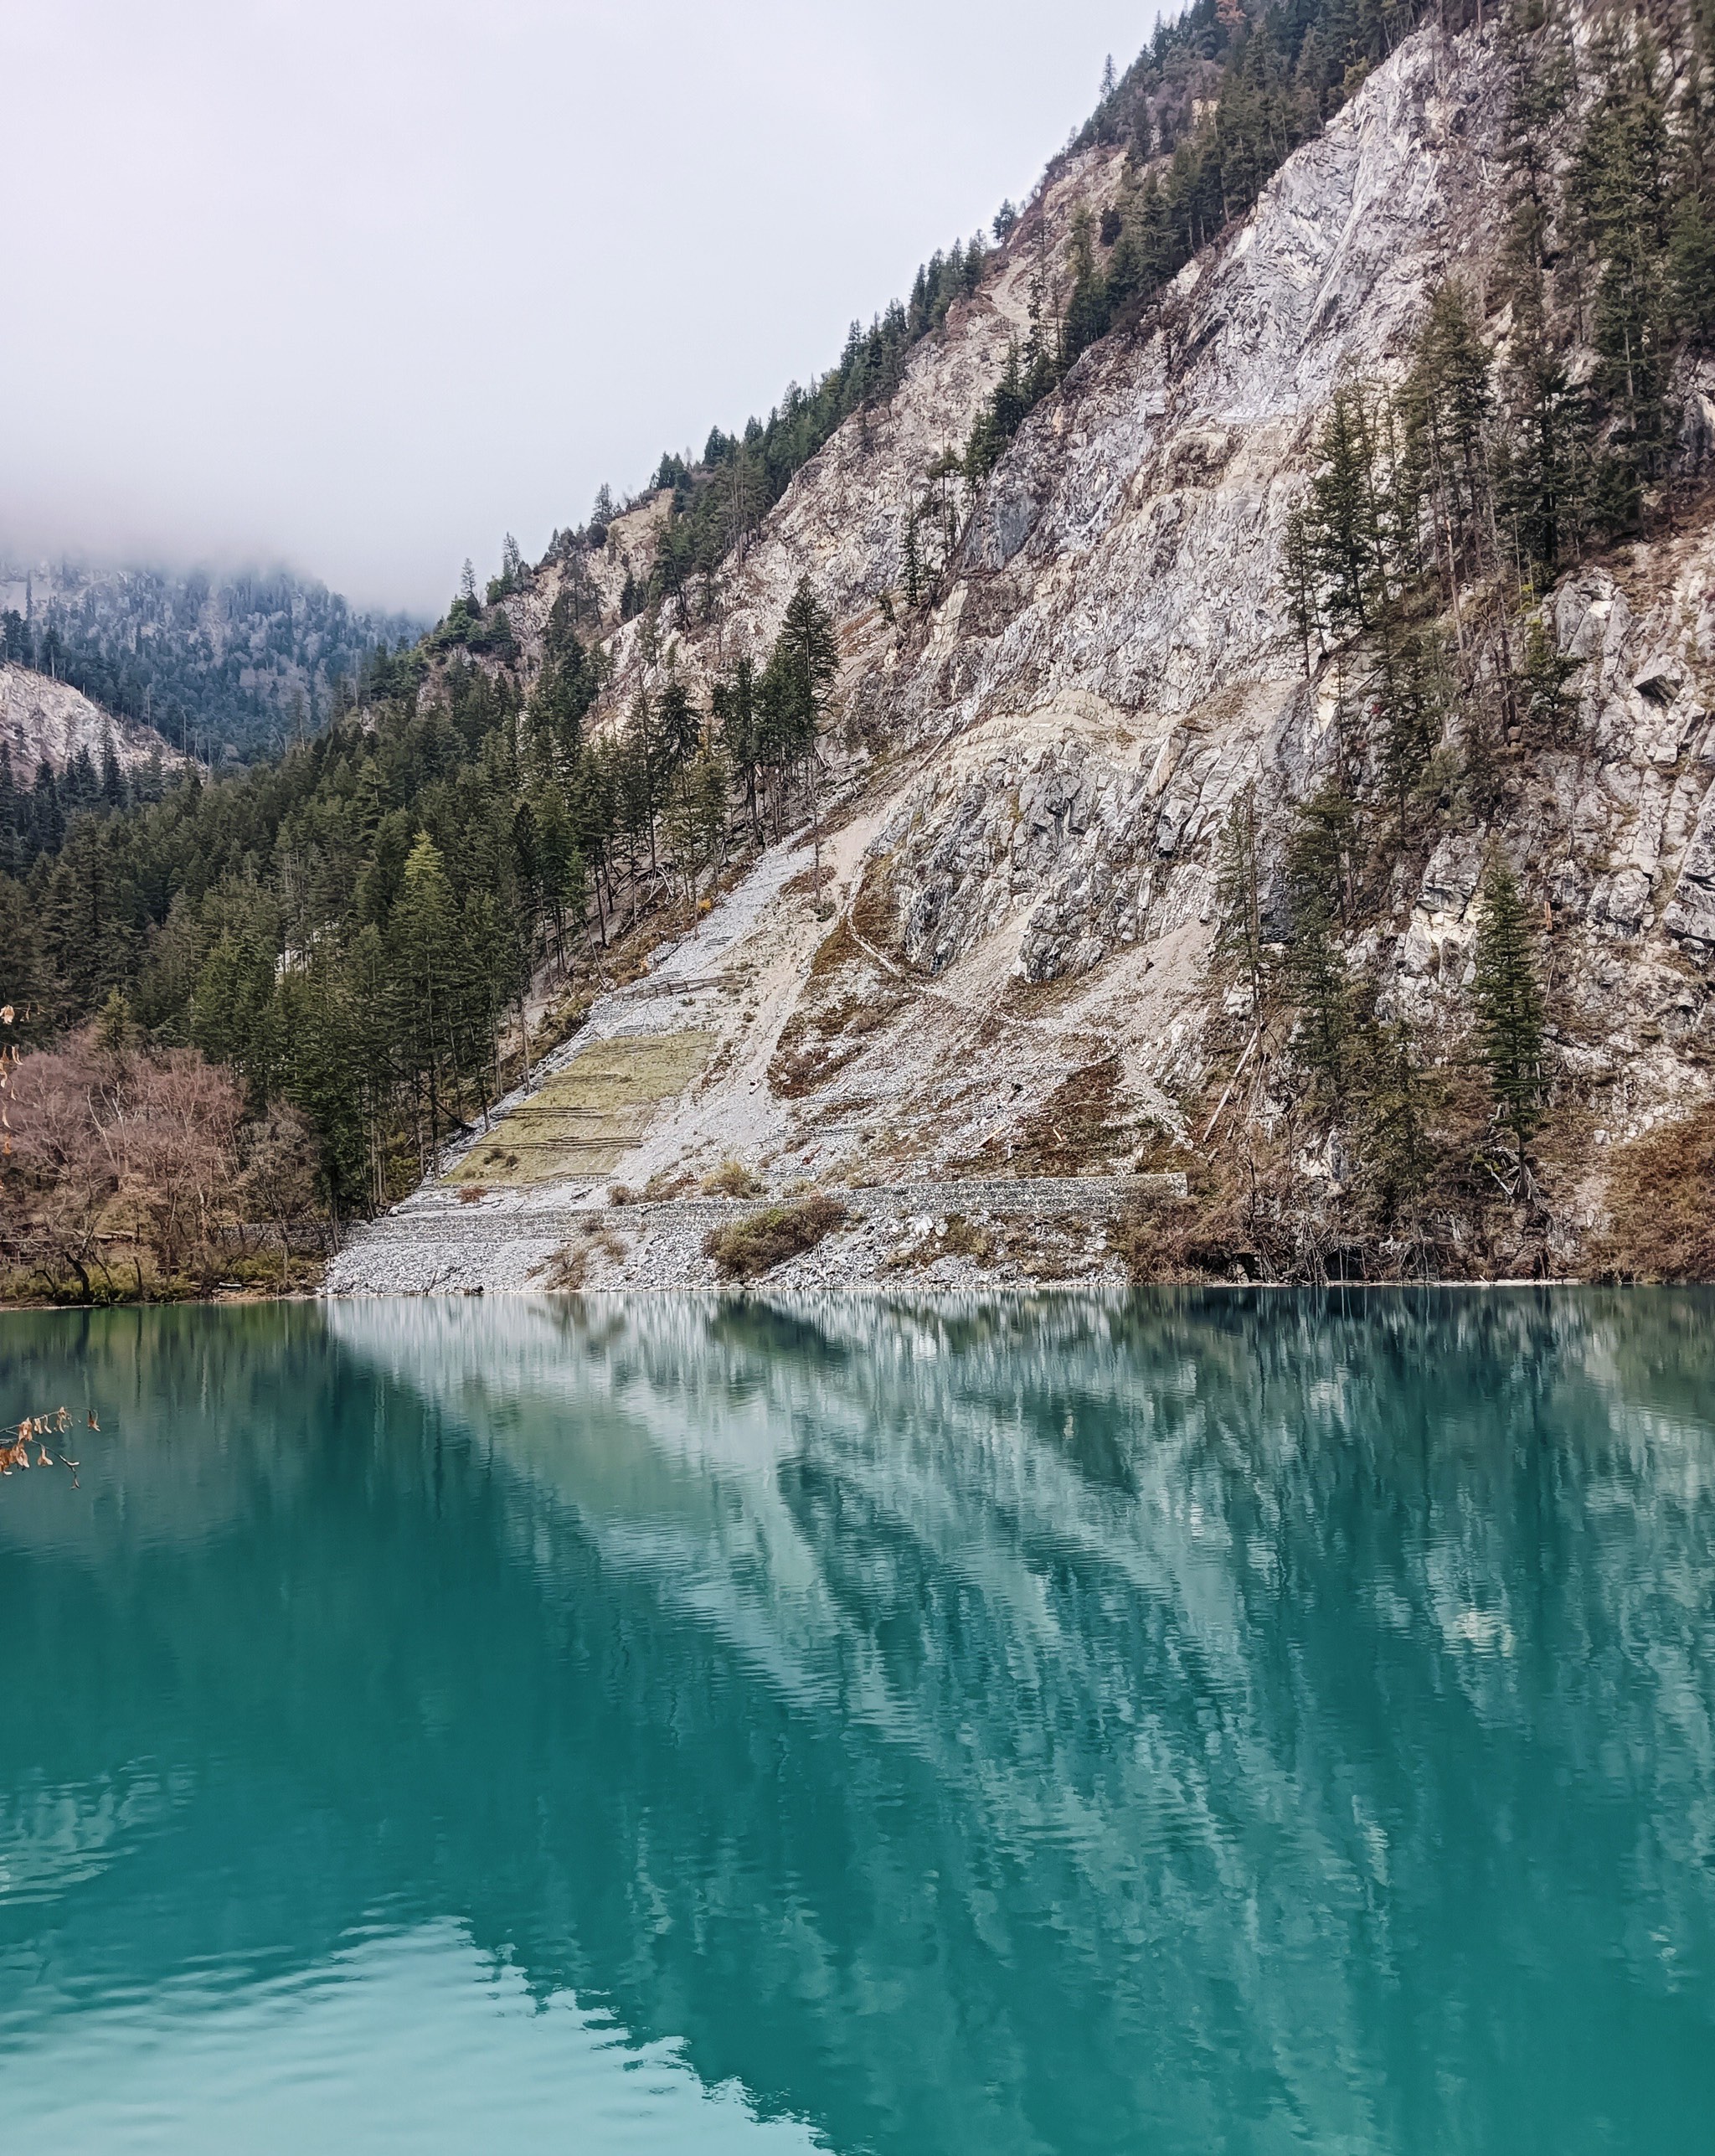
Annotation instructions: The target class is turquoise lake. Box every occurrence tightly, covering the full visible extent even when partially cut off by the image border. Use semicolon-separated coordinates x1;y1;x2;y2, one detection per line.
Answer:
1;1291;1712;2152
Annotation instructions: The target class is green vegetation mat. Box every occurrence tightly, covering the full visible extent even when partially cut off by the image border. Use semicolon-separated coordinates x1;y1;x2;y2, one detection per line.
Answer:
445;1032;715;1185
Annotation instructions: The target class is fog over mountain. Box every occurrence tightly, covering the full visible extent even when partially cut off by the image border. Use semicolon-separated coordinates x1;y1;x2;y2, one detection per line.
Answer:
3;0;1151;614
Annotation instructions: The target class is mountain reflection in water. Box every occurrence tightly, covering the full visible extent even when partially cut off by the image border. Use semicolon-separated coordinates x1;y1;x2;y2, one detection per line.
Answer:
2;1291;1712;2154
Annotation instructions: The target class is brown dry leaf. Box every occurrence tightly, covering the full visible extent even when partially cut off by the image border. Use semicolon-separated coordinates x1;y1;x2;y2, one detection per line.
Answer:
2;1407;84;1487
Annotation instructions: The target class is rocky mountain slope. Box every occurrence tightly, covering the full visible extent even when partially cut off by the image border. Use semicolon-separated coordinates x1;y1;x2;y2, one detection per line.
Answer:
1;661;183;777
330;5;1712;1288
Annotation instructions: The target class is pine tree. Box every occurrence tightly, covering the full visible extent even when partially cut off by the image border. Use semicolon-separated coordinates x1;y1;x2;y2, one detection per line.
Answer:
1572;24;1677;534
1305;387;1391;632
665;749;730;917
0;743;16;881
1373;620;1445;833
1401;281;1493;593
713;656;764;840
772;578;839;752
1472;850;1547;1179
392;833;461;1164
1282;508;1320;674
1353;1019;1434;1240
1673;0;1715;340
1498;274;1584;578
1285;785;1358;1103
1515;612;1585;744
1288;905;1352;1105
770;578;838;881
902;498;924;606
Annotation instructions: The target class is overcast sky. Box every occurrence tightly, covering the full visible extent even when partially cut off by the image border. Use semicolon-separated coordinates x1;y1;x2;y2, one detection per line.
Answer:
4;1;1156;615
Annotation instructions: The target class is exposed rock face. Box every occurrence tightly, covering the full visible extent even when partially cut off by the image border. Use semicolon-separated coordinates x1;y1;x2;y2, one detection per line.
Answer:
379;8;1712;1281
802;14;1707;1148
1;662;183;776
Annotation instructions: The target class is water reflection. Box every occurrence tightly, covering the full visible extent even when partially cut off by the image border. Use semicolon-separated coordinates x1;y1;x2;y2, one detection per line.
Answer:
2;1292;1713;2153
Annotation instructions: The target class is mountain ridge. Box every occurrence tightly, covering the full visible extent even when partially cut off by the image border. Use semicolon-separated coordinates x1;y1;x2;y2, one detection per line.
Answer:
0;556;422;763
8;0;1715;1298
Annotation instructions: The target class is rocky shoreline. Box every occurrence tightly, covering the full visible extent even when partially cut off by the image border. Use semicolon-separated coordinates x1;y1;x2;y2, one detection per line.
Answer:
322;1172;1187;1297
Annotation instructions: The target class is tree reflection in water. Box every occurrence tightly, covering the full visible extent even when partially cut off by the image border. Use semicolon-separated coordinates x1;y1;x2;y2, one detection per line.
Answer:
2;1289;1712;2153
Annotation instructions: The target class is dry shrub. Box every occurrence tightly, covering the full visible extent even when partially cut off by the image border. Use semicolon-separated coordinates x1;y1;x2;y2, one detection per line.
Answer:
643;1168;698;1199
783;862;838;901
543;1244;589;1290
703;1158;763;1199
607;1184;636;1206
1;1028;253;1300
1017;1055;1133;1173
807;916;861;980
1110;1141;1342;1285
703;1194;850;1280
850;862;902;959
957;1055;1133;1178
458;1184;488;1204
940;1214;993;1260
1591;1111;1715;1281
1110;1185;1235;1284
769;985;905;1098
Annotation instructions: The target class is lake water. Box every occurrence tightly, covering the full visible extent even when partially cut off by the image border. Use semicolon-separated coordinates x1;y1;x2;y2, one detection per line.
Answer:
2;1292;1712;2153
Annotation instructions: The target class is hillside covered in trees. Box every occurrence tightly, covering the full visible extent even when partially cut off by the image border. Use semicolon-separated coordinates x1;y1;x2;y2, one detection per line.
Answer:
0;558;421;764
6;0;1715;1298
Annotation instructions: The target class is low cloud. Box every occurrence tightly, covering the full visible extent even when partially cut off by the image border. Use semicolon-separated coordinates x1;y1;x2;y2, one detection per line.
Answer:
3;0;1152;613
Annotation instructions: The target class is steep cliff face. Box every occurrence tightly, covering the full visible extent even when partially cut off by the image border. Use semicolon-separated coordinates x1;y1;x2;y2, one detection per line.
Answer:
364;8;1712;1284
722;13;1711;1165
832;18;1714;1145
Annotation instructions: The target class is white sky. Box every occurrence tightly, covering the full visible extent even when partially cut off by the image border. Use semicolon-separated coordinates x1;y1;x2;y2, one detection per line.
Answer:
4;1;1157;615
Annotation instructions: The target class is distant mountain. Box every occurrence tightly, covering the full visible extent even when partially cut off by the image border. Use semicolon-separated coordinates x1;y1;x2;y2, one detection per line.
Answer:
0;559;423;762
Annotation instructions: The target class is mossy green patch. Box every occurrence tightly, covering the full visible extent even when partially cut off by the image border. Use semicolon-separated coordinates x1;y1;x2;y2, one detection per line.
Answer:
445;1032;715;1185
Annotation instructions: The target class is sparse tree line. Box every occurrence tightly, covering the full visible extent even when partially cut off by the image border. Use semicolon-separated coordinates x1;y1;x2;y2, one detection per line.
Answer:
1192;0;1715;1275
521;228;997;642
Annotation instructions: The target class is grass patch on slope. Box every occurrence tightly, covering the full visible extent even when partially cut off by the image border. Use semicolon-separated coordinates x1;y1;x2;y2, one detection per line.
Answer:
446;1032;715;1185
